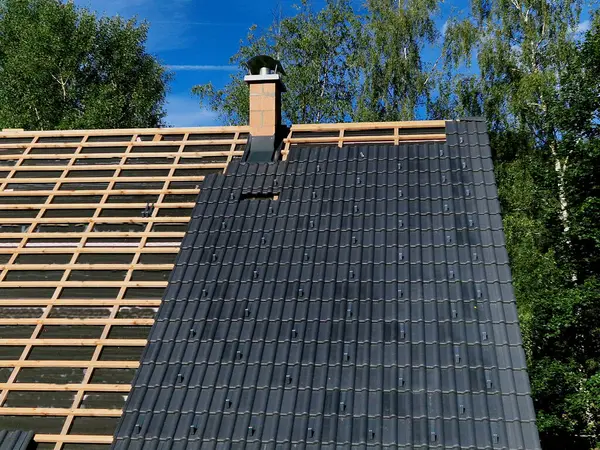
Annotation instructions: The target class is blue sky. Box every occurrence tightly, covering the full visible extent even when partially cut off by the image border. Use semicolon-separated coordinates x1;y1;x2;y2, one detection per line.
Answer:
73;0;593;127
74;0;339;127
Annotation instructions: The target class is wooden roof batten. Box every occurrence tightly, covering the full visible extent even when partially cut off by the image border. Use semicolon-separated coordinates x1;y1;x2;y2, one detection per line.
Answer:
0;119;447;449
0;120;445;140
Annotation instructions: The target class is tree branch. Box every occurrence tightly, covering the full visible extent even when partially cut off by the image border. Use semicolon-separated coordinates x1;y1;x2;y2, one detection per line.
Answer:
423;52;444;86
51;74;68;100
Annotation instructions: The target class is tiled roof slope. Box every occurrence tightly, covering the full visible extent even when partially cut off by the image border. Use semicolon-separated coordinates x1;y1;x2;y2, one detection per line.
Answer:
111;120;541;449
0;120;443;449
0;430;36;450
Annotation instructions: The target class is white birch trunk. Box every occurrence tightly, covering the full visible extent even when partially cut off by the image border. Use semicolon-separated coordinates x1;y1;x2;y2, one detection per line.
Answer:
551;143;576;281
555;157;569;234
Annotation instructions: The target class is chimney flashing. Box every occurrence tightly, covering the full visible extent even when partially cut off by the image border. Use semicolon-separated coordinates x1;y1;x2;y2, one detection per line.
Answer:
244;73;287;92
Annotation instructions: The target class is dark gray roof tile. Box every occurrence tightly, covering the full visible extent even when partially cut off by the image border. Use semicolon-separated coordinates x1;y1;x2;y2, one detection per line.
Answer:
0;430;36;450
111;120;540;449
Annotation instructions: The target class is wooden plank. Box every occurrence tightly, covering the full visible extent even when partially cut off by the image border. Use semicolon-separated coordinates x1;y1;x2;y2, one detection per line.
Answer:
0;339;146;346
0;121;447;138
0;139;245;149
0;243;175;250
0;125;249;137
0;150;242;161
0;318;154;326
225;131;240;167
284;134;446;144
0;360;139;368
35;435;114;444
0;203;194;210
0;247;179;254
0;242;181;249
0;300;160;306
0;121;444;142
5;242;179;249
0;280;166;289
289;120;446;131
2;162;226;171
0;175;206;183
0;383;131;392
1;263;172;270
0;189;199;196
282;129;293;161
0;216;191;224
0;407;122;417
0;232;185;239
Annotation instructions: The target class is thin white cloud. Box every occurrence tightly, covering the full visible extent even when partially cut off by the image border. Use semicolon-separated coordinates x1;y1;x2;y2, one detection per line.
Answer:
566;19;592;41
73;0;196;53
151;20;246;26
166;65;238;72
575;20;591;34
166;94;220;127
441;20;450;35
73;0;150;16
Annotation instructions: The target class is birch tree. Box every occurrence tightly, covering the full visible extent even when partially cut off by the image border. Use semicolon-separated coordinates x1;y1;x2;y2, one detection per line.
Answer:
355;0;440;121
193;0;362;125
440;0;586;240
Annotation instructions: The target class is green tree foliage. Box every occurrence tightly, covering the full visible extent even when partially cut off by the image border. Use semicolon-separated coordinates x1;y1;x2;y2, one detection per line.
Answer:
531;21;600;447
194;0;363;125
556;21;600;281
356;0;439;121
193;0;442;124
438;0;587;256
0;0;170;130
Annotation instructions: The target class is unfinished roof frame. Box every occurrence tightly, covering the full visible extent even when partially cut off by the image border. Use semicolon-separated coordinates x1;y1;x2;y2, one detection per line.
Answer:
0;121;444;449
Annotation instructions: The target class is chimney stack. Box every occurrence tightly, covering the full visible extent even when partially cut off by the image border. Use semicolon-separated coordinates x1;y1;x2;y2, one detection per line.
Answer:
245;72;284;137
243;56;286;162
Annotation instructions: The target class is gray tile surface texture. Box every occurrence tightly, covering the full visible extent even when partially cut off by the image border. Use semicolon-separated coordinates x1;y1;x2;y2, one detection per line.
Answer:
112;120;541;449
0;430;36;450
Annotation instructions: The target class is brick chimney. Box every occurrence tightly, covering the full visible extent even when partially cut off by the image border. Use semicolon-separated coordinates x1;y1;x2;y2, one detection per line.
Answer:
244;69;285;137
242;56;286;162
